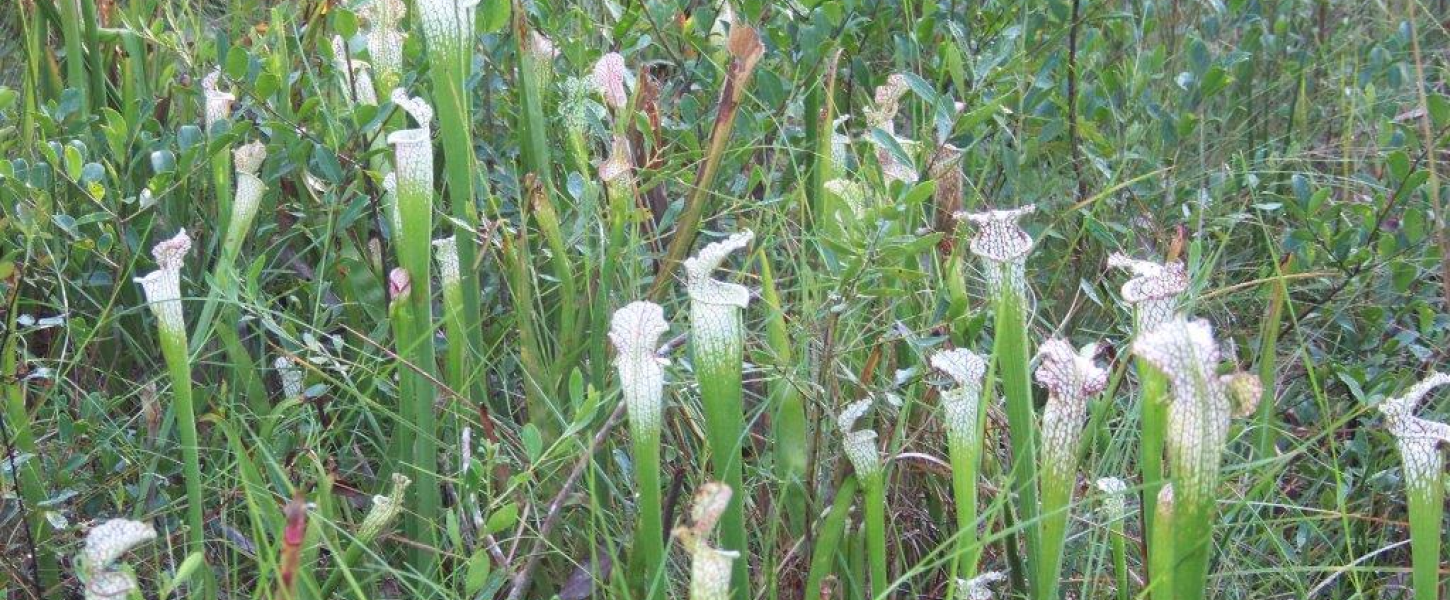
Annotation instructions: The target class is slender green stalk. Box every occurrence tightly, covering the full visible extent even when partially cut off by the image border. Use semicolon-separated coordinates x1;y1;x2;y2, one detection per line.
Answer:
760;255;808;533
194;141;269;412
433;237;469;412
513;12;554;189
504;230;553;434
804;476;859;600
1108;253;1189;543
528;183;580;368
417;0;487;421
863;476;888;598
609;301;670;600
805;51;840;226
134;232;207;566
930;349;988;585
1406;474;1443;600
592;136;635;390
57;0;87;111
1148;485;1175;600
964;206;1039;594
1133;318;1258;600
385;90;442;574
1138;364;1167;538
1376;373;1450;600
995;274;1039;582
203;70;236;249
839;399;888;598
686;232;755;600
1033;340;1107;600
187;71;238;352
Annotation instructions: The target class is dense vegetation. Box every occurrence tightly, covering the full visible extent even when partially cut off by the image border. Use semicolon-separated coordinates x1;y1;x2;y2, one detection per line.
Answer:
1;0;1449;599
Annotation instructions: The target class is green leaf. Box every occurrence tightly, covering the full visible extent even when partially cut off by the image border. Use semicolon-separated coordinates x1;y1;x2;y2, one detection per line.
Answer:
521;423;542;462
479;0;510;33
484;502;519;535
333;9;359;38
899;181;936;207
1386;150;1410;182
150;150;176;174
255;71;280;99
465;548;492;596
225;48;250;80
1428;93;1449;128
63;145;83;181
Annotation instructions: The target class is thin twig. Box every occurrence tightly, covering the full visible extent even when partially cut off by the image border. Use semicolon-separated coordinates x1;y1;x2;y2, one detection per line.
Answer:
506;400;628;600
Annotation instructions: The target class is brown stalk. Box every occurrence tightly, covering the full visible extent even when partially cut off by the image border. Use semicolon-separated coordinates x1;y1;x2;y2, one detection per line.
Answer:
647;25;764;301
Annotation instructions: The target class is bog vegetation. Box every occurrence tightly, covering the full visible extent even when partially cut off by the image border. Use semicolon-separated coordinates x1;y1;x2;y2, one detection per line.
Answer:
0;0;1449;599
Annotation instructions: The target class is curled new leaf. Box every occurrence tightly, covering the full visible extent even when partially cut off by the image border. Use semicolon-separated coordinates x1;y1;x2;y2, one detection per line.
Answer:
685;231;754;308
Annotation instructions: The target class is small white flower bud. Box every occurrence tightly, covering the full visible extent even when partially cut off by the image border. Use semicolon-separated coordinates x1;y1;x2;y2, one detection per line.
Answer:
136;230;191;334
930;349;987;447
685;231;754;309
231;141;267;243
689;481;733;536
599;135;633;184
357;473;411;542
388;267;412;301
838;398;882;479
151;229;192;272
1036;340;1106;479
1095;476;1128;519
865;73;910;131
